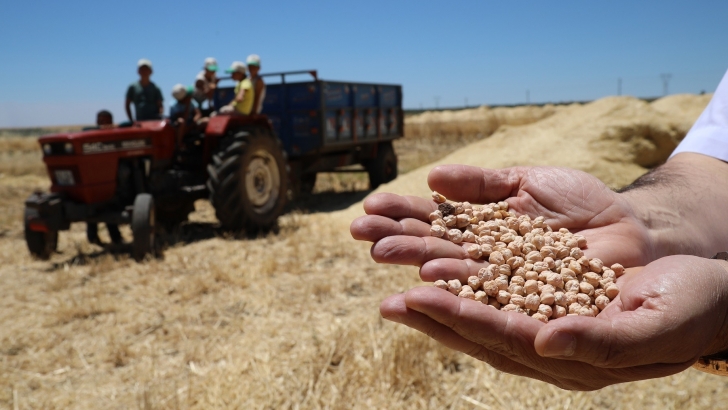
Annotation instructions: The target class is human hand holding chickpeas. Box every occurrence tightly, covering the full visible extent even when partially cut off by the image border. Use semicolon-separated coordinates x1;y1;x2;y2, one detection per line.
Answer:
351;165;654;276
379;256;728;390
351;157;728;389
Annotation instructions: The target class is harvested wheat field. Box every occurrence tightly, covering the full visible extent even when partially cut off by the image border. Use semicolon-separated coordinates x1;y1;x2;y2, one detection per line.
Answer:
2;94;726;409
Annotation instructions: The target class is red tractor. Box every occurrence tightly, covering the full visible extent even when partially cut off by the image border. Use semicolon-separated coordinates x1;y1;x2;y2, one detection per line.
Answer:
25;71;403;261
26;115;288;261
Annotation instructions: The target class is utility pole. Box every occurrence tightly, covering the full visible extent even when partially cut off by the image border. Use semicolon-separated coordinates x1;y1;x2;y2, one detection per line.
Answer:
434;96;440;109
617;78;622;96
526;90;530;104
660;73;672;96
464;97;468;108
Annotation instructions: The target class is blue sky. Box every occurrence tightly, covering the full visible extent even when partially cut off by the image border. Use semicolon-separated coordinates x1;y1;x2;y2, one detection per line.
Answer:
1;0;727;127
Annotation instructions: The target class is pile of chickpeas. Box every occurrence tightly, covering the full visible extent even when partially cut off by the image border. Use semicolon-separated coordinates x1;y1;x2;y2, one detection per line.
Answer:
429;191;623;323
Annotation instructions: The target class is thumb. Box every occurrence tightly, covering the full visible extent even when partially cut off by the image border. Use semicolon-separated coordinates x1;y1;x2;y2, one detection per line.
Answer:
533;313;692;368
428;165;524;204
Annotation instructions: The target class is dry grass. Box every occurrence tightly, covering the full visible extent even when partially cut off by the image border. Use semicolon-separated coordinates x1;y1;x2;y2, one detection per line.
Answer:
2;105;728;409
0;137;46;176
0;127;82;177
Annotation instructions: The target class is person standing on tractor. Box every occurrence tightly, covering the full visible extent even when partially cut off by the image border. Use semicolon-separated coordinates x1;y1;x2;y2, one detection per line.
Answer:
170;84;201;126
220;61;254;115
247;54;266;114
125;59;164;122
193;57;219;116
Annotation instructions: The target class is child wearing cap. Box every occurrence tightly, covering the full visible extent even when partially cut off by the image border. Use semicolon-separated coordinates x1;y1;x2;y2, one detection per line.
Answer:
220;61;255;115
125;59;164;121
170;84;202;149
247;54;266;114
170;84;201;124
193;57;219;116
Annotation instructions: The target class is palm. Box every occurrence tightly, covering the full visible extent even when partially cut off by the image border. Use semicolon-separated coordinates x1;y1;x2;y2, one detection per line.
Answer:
496;167;652;266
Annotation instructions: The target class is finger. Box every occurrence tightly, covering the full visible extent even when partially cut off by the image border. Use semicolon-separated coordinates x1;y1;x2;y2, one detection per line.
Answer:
533;312;693;368
399;289;693;389
419;258;487;282
363;193;436;221
351;215;431;242
380;293;559;384
403;286;544;362
578;225;654;267
370;235;467;266
581;239;648;268
428;165;525;204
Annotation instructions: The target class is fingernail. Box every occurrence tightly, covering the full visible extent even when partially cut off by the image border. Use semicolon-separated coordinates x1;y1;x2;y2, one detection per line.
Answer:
543;331;576;357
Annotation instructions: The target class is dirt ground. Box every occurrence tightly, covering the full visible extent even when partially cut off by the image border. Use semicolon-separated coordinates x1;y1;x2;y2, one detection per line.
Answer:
2;96;728;409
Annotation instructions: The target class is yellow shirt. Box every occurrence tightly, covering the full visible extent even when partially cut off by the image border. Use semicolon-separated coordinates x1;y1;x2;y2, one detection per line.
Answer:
234;78;255;115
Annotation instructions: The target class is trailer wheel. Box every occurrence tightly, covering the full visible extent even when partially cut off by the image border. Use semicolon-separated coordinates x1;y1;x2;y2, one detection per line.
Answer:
207;128;289;233
365;142;398;190
131;193;156;261
300;173;317;195
24;207;57;260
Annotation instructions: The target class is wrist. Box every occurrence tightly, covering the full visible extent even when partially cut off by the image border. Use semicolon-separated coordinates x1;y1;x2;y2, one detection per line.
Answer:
619;188;708;260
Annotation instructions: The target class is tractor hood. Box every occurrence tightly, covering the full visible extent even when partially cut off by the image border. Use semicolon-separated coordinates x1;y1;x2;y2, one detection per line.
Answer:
38;120;171;157
39;120;177;204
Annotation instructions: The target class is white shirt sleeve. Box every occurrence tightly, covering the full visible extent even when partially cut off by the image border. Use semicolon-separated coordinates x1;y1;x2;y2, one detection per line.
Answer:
670;69;728;162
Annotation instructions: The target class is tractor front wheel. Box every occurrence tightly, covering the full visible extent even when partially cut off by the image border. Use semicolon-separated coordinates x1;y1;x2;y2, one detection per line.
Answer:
24;207;57;260
131;193;157;261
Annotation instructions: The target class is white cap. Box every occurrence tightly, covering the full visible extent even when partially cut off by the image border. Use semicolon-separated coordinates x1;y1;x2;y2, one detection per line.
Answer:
203;57;218;71
172;84;191;101
137;58;153;69
246;54;261;67
225;61;247;74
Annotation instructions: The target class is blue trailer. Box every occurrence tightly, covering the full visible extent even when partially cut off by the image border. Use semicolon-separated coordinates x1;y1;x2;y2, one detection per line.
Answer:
214;70;403;193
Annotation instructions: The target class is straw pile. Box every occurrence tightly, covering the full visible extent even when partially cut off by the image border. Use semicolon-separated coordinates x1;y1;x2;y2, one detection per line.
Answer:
2;94;726;409
380;94;713;200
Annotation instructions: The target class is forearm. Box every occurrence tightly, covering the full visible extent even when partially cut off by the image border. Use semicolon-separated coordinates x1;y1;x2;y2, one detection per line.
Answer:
620;152;728;258
234;91;245;103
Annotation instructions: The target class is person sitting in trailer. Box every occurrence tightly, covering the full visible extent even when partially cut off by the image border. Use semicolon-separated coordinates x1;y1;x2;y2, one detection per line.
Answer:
192;57;219;116
246;54;266;114
219;61;254;115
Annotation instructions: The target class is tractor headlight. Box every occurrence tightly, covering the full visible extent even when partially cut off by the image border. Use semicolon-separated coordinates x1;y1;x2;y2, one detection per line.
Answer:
63;142;74;154
43;144;52;155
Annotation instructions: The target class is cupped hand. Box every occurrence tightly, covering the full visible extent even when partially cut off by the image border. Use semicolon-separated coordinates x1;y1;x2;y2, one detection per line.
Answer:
350;165;655;283
380;256;728;390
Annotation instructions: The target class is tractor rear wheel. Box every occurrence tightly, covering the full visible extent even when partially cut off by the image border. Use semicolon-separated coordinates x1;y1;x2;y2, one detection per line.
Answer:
131;193;156;261
24;207;57;260
365;141;398;190
207;129;289;233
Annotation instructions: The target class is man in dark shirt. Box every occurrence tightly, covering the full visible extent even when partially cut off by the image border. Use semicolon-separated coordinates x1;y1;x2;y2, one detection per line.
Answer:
125;59;163;121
